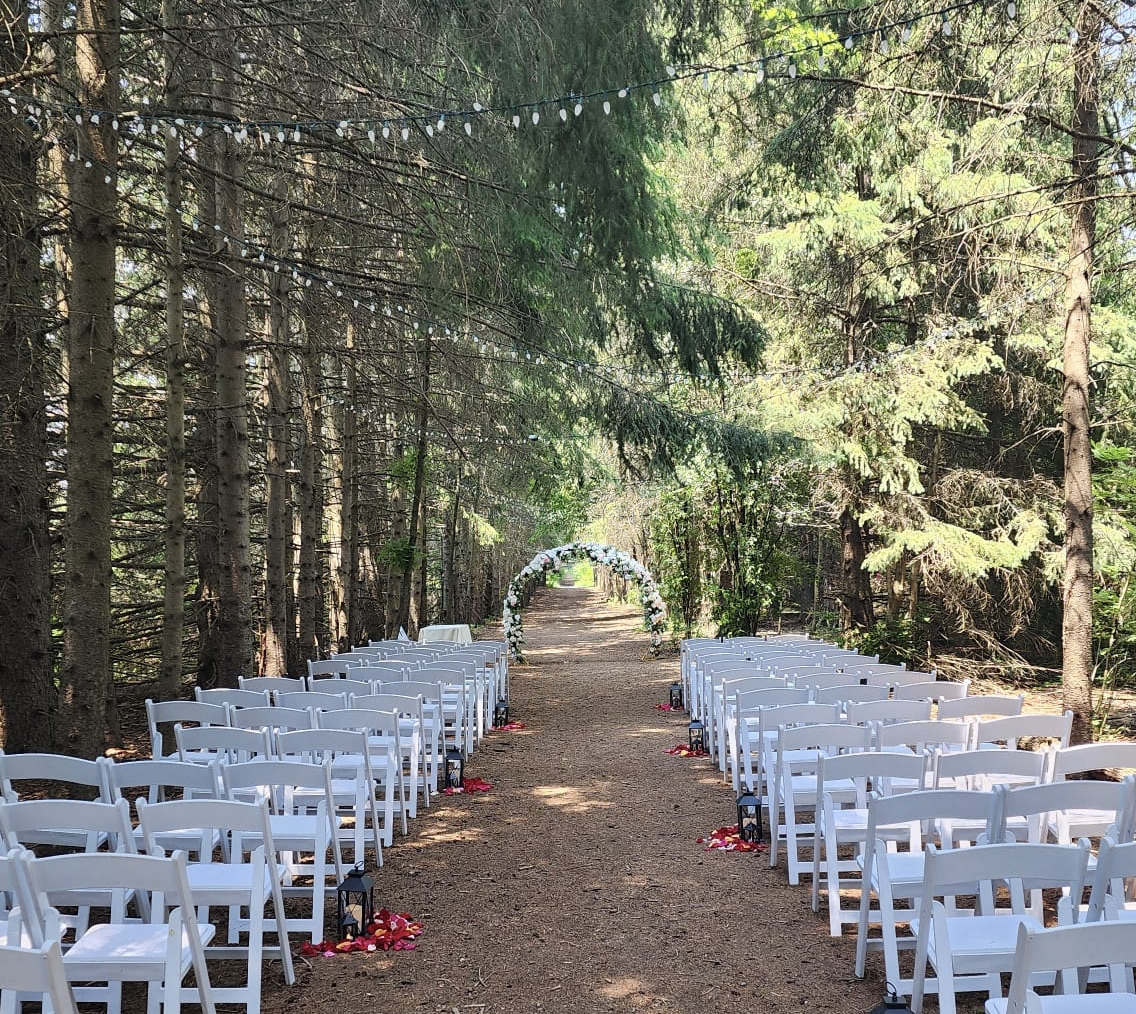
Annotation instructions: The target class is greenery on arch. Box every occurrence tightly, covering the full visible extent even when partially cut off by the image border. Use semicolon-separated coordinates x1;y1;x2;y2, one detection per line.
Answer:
502;542;667;661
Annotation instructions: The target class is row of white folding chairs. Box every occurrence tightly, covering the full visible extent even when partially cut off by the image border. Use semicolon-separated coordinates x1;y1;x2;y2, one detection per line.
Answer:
157;685;454;794
716;677;975;780
728;695;1056;797
0;791;331;1014
702;663;939;765
769;725;1130;893
847;787;1136;1012
0;755;349;946
308;649;499;751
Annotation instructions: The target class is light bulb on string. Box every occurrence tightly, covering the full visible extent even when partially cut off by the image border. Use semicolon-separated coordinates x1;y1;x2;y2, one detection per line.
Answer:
425;123;433;136
559;107;567;121
436;116;444;131
574;101;583;116
464;121;472;135
652;91;661;106
755;61;765;83
473;101;483;112
531;110;539;125
879;33;889;54
293;128;301;142
941;15;952;36
618;87;628;98
512;114;521;128
844;35;855;49
788;60;797;78
702;71;710;89
401;126;410;140
1006;1;1016;17
901;22;912;42
367;128;375;142
382;124;390;139
817;51;826;71
603;100;611;114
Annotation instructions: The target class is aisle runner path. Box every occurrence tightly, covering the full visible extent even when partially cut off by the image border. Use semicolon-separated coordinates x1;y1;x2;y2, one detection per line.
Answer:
292;586;880;1014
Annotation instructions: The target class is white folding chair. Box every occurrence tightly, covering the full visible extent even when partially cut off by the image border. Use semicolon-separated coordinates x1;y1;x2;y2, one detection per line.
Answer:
0;798;145;934
767;722;874;885
144;700;229;758
1049;742;1136;783
136;797;294;1014
275;727;384;870
21;849;217;1014
219;760;345;943
985;920;1136;1014
228;705;315;734
352;692;431;815
892;680;970;703
731;687;809;795
237;675;305;694
931;749;1046;848
910;841;1091;1014
317;708;407;843
854;789;1003;994
750;701;840;811
0;940;79;1014
813;683;891;708
811;751;928;937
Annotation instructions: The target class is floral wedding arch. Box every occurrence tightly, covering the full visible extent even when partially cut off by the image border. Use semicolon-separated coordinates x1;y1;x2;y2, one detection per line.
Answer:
502;541;668;660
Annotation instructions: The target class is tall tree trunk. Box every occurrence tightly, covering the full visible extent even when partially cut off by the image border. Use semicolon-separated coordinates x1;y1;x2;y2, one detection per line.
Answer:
59;0;119;756
159;0;187;703
397;338;431;633
262;182;292;676
211;29;253;686
327;324;357;652
1061;0;1100;746
838;504;875;633
297;307;324;660
0;0;55;751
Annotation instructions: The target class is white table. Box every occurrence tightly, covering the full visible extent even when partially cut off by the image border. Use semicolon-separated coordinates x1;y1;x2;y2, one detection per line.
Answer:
418;624;473;645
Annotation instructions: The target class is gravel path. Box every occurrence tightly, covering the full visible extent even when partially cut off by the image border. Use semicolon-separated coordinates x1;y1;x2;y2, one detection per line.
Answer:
273;583;888;1014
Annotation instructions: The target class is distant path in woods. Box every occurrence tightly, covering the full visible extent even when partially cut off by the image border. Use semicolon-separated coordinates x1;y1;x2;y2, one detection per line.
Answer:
270;585;887;1014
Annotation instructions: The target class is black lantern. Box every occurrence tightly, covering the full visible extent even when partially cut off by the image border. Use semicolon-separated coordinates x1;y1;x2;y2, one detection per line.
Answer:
866;986;913;1014
336;867;374;939
687;719;706;754
668;681;684;709
445;747;465;790
493;697;509;729
736;788;763;844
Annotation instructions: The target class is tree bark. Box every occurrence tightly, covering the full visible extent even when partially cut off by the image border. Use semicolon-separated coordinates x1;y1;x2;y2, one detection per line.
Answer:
0;0;55;751
398;337;431;634
158;0;187;704
838;505;875;632
263;181;292;676
1061;0;1100;746
59;0;119;756
210;29;253;686
297;305;325;661
327;324;357;652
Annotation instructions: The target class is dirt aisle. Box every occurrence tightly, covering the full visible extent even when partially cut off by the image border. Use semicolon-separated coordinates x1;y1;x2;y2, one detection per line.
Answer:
285;585;884;1014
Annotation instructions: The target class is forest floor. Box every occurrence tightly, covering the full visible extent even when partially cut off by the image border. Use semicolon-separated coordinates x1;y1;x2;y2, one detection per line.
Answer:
245;582;904;1014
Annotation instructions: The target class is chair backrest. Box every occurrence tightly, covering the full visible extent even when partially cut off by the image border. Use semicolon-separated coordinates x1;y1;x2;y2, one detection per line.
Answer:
137;795;276;862
0;847;45;944
889;680;956;702
0;797;136;854
756;702;842;737
882;669;938;687
193;687;270;709
816;750;927;803
100;756;221;807
995;776;1136;844
937;693;1025;722
175;724;273;764
315;707;400;741
845;699;933;726
865;788;1001;852
274;727;372;764
306;658;356;680
0;750;108;803
360;661;420;680
733;687;810;717
228;705;314;733
1001;919;1136;1011
721;675;791;703
924;838;1089;907
931;747;1045;792
776;722;874;758
972;711;1074;750
274;690;349;712
813;684;891;706
0;939;79;1014
237;675;306;694
394;680;446;707
874;719;970;753
220;759;336;816
1049;742;1136;781
144;699;230;757
791;671;858;692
